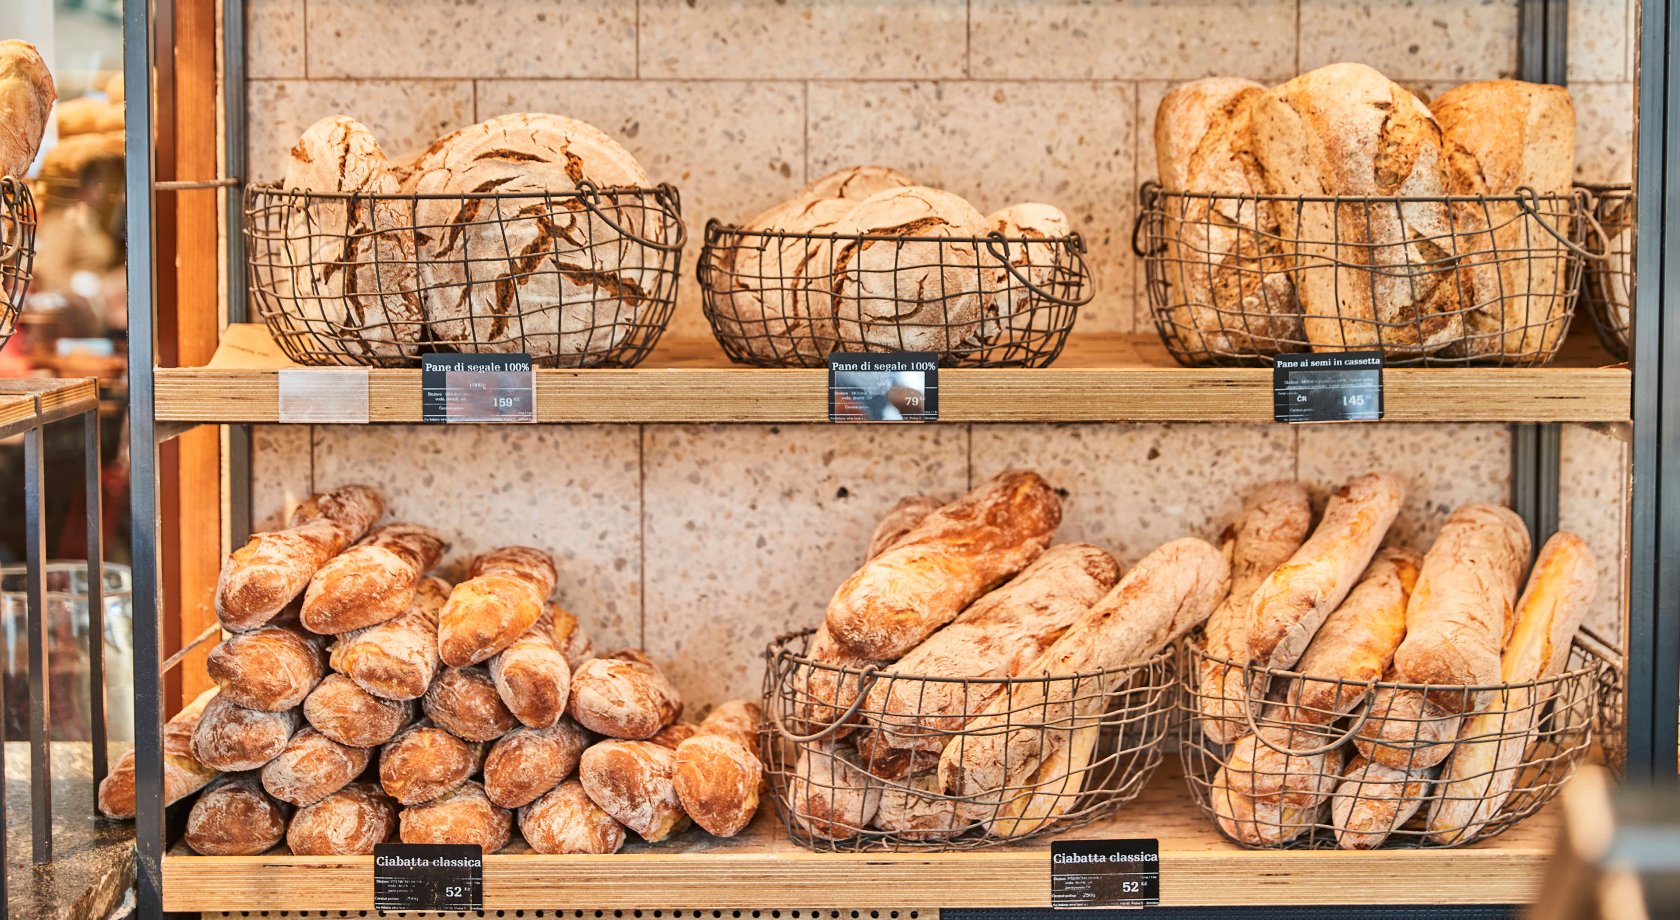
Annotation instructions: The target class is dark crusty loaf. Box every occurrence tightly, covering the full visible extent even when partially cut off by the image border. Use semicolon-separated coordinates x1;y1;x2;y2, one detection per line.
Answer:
260;727;373;806
483;719;592;809
423;666;518;742
569;652;684;740
300;523;446;634
98;687;221;819
303;673;415;747
399;781;512;852
190;695;301;772
329;575;448;700
287;781;398;855
518;778;627;854
438;547;559;667
184;774;289;856
206;623;325;712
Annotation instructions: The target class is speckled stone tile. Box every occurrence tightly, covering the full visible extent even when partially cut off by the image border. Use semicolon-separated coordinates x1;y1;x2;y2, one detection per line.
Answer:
1298;0;1519;82
638;0;967;80
245;79;475;183
1559;423;1628;642
250;425;314;532
1296;423;1513;552
641;424;970;709
306;0;635;79
311;425;643;651
971;423;1296;568
247;0;306;80
475;80;807;341
1572;82;1635;184
1569;0;1631;83
969;0;1295;80
807;81;1137;333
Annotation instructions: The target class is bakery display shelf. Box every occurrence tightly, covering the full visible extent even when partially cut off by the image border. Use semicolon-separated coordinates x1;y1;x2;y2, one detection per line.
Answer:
152;323;1630;425
159;764;1559;912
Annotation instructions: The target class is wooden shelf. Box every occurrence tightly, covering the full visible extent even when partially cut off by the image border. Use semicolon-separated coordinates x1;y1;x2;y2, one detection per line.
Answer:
160;766;1560;912
0;378;100;438
151;324;1630;425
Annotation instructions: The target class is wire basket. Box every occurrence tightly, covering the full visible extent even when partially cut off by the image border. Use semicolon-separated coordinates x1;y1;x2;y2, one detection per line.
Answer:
1179;629;1621;850
761;628;1175;851
0;176;38;352
245;181;685;368
697;221;1094;368
1581;183;1632;361
1137;182;1593;367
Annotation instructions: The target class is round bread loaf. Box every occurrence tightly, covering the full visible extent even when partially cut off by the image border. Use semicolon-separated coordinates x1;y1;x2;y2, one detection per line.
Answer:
399;781;512;852
184;775;289;856
261;727;373;806
716;194;855;363
568;654;683;739
407;112;656;365
304;673;414;747
801;165;917;201
518;778;626;854
287;782;399;855
190;696;300;772
380;720;484;805
205;625;325;711
483;719;592;808
577;739;690;842
423;666;518;742
984;202;1070;324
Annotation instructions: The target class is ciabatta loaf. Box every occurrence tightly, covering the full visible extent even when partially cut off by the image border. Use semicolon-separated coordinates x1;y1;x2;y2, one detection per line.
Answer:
98;687;220;818
519;779;626;854
216;485;384;631
287;782;398;855
329;576;448;700
438;546;558;667
399;781;511;851
184;775;288;856
300;523;446;634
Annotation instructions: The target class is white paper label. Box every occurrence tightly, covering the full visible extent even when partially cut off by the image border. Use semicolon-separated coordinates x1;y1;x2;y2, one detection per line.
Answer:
277;368;371;424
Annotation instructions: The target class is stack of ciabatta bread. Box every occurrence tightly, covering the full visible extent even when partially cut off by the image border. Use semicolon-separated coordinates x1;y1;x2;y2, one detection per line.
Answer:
1153;63;1577;363
1191;474;1598;849
711;166;1075;362
778;470;1231;842
260;112;666;365
97;484;766;856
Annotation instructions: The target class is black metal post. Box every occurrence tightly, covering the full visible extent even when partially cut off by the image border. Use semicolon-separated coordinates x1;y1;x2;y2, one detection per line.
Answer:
85;410;107;788
23;420;51;864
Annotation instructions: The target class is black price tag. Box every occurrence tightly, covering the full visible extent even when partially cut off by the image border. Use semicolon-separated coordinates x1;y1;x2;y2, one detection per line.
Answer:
1273;351;1384;423
1050;839;1160;909
828;352;938;422
373;843;482;911
422;353;536;423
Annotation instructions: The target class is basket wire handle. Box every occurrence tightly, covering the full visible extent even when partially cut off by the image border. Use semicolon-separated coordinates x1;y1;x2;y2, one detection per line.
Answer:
981;232;1096;308
1514;185;1609;261
1131;181;1164;258
768;664;883;745
1239;671;1381;758
570;180;688;253
0;176;25;265
1569;186;1616;262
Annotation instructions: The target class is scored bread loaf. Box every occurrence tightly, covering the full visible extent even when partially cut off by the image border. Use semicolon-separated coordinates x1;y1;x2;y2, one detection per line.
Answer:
1426;532;1595;844
826;470;1062;659
578;739;691;842
941;537;1230;802
489;610;572;728
864;543;1121;751
98;687;220;819
672;701;766;837
190;696;300;772
206;623;325;712
1154;77;1302;359
1284;546;1421;724
303;673;415;747
1431;81;1576;359
0;41;55;178
438;547;558;667
483;719;592;809
399;781;512;852
1330;756;1436;849
423;666;519;742
1248;63;1466;353
519;778;627;854
1246;472;1403;672
260;727;372;806
329;576;448;701
550;604;596;668
287;781;399;855
716;191;858;363
380;719;485;805
802;165;917;200
789;741;881;840
184;774;289;856
568;652;683;740
1356;504;1531;769
985;203;1071;324
216;485;385;631
1197;481;1313;744
300;523;446;634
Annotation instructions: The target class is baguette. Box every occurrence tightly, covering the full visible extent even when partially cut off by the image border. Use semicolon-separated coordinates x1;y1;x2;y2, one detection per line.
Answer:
483;719;592;809
981;721;1096;839
518;779;626;854
260;727;373;806
1246;472;1403;672
1330;756;1435;849
1426;532;1595;843
1198;481;1313;744
98;687;220;819
1219;725;1345;808
1209;764;1320;846
300;523;446;634
206;624;326;712
578;739;691;842
303;673;415;747
1284;546;1421;724
422;666;518;742
438;547;559;667
215;485;385;631
190;696;301;772
568;653;683;740
826;470;1061;659
1357;504;1531;768
941;537;1229;801
489;610;572;728
329;576;448;700
866;496;944;560
286;782;398;855
788;741;881;840
379;720;485;805
399;781;512;852
184;774;289;856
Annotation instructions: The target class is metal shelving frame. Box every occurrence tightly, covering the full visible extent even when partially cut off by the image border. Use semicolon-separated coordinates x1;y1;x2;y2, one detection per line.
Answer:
119;0;1680;918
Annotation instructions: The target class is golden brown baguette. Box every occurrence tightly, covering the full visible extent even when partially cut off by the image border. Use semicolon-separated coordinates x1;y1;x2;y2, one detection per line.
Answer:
825;470;1061;659
215;485;385;631
287;782;398;855
1198;481;1313;743
1330;756;1436;849
300;523;446;634
206;623;326;712
518;779;626;854
329;576;448;700
1284;546;1421;724
1425;532;1595;843
489;609;572;728
184;774;289;856
1246;472;1403;672
577;739;691;843
1217;725;1346;809
438;546;559;667
302;673;415;747
98;687;220;818
1208;763;1320;846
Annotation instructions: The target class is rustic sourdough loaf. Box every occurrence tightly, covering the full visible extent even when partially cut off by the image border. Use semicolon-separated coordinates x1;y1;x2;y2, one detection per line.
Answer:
0;41;54;178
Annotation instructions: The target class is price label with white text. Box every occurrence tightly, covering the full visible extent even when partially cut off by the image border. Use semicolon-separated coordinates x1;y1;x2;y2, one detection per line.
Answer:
1272;351;1384;423
422;353;536;423
373;843;482;911
1050;839;1160;909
